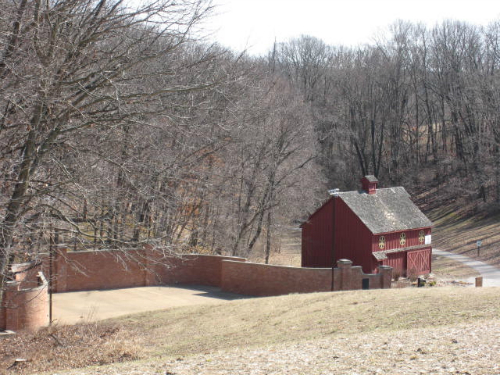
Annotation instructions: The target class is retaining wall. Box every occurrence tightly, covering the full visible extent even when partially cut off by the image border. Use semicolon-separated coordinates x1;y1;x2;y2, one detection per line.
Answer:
221;258;392;297
156;254;247;286
48;248;152;292
221;261;333;296
42;248;246;292
2;249;391;332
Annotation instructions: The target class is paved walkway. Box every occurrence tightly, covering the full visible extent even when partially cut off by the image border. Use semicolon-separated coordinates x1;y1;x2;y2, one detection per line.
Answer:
53;285;247;325
433;249;500;287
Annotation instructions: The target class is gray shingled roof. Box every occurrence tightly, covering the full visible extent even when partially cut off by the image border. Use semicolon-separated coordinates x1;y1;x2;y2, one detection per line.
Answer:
338;187;432;234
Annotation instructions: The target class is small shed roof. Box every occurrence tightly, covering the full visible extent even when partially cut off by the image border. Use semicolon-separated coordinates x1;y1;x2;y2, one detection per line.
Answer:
338;187;432;234
372;244;431;260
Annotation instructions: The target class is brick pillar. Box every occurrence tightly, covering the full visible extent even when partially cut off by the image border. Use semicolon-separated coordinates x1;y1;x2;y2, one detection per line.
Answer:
53;247;68;292
337;259;353;291
378;265;392;289
4;282;20;331
1;283;13;330
3;276;49;331
0;302;5;330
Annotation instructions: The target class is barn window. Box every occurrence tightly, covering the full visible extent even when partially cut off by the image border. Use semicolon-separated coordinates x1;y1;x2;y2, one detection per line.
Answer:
400;232;406;246
418;230;425;244
378;236;386;249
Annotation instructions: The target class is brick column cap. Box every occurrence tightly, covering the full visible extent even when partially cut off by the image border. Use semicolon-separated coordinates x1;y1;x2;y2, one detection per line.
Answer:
337;259;353;268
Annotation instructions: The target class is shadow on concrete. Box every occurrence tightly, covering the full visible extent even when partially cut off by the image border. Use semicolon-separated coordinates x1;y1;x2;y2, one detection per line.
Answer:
164;284;252;301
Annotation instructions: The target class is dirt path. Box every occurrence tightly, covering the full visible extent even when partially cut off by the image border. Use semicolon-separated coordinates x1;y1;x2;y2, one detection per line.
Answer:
433;248;500;286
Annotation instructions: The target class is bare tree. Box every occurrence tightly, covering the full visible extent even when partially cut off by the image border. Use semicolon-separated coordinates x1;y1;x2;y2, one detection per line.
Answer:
0;0;217;300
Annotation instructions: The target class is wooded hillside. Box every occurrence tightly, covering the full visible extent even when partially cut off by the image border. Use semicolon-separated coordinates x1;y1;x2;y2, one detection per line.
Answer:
1;1;499;287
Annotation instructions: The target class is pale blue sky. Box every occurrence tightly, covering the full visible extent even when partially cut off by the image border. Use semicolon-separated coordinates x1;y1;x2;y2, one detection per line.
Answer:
204;0;500;55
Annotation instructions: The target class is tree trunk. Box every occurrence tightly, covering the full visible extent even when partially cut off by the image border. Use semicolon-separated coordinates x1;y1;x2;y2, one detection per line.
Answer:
264;207;272;265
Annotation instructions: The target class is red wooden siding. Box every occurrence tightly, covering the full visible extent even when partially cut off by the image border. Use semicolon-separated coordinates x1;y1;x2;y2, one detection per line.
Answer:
371;228;431;252
333;198;374;273
407;248;432;275
383;252;407;276
303;197;386;273
301;199;334;267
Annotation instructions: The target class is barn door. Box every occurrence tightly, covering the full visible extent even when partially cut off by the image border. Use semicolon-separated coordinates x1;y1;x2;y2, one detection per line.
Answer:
407;249;431;276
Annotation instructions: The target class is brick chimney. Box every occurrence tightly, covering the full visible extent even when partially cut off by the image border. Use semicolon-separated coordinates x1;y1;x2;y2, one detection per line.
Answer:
361;175;378;194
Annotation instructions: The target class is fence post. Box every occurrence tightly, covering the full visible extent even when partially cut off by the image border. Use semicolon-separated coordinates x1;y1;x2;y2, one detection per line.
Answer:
475;276;483;287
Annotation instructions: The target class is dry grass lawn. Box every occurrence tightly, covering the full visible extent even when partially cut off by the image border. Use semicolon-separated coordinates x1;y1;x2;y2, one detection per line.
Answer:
121;287;500;357
58;319;500;375
3;286;500;374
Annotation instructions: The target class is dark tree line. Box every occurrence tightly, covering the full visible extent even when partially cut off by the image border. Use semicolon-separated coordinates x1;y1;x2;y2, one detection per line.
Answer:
273;21;500;207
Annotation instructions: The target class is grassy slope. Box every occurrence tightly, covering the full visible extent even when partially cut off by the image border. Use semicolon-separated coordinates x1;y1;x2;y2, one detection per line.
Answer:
4;277;497;374
119;287;500;357
414;182;500;268
430;206;500;267
15;286;496;375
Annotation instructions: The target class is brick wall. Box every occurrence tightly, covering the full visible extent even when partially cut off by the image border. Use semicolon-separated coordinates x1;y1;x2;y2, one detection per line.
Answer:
221;261;333;296
332;259;392;291
221;259;392;297
2;250;391;332
155;255;246;286
44;250;389;296
48;248;151;292
0;302;4;330
40;247;246;292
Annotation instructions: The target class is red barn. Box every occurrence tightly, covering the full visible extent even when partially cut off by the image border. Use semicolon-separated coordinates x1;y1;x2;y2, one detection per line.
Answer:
301;176;432;277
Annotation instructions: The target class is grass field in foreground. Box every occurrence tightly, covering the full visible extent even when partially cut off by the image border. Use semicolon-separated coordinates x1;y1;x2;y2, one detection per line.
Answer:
121;286;500;356
4;286;499;374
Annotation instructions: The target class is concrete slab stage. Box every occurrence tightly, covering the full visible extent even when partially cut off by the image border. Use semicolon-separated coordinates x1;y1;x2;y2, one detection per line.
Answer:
52;285;247;325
